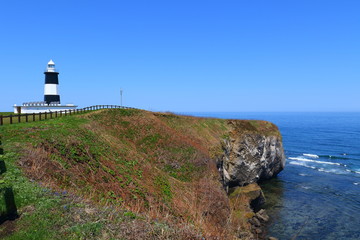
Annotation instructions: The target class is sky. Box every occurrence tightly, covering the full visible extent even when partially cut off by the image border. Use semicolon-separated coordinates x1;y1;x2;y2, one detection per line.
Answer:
1;0;359;112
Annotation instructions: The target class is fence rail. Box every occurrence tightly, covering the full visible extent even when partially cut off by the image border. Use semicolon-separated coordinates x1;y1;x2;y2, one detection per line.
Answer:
0;105;136;126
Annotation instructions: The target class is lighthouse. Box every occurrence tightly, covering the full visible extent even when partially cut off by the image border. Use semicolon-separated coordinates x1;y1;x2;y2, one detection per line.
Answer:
44;60;60;104
13;60;77;114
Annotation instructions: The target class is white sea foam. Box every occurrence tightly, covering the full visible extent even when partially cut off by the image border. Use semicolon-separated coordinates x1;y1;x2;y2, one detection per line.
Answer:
299;173;308;176
301;185;311;189
289;161;307;166
303;153;319;159
289;161;316;169
317;168;343;174
354;182;359;185
288;157;341;166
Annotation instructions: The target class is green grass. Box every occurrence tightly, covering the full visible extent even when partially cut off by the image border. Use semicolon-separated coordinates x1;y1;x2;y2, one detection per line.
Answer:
0;115;191;239
0;110;92;125
0;108;281;239
0;114;115;238
0;152;69;239
154;175;172;203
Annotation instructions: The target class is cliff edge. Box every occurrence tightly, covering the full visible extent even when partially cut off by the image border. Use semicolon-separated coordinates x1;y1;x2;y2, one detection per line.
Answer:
0;109;285;239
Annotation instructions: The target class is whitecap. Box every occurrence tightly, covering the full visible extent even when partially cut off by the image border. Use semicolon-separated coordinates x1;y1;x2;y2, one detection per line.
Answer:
288;157;341;166
354;182;359;185
289;161;307;166
303;153;319;159
289;161;316;169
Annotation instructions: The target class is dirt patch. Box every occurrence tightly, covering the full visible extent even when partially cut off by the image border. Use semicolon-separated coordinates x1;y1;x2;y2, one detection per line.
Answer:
0;219;16;239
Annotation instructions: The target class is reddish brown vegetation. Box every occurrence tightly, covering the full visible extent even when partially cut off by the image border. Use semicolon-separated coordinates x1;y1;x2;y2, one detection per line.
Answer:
14;109;261;239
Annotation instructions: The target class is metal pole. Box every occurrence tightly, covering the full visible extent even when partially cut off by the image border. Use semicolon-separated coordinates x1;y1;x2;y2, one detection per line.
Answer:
120;89;123;107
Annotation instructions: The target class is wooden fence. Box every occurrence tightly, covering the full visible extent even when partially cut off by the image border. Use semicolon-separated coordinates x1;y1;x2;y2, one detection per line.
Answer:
0;105;136;126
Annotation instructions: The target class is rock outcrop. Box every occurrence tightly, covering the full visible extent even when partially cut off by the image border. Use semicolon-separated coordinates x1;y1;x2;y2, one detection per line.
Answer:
218;120;286;189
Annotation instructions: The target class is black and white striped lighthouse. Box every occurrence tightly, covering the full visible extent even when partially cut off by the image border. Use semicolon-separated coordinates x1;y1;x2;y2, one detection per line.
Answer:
44;60;60;104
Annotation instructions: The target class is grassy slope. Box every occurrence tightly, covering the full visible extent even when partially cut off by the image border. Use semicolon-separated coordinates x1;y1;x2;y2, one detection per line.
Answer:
0;109;279;239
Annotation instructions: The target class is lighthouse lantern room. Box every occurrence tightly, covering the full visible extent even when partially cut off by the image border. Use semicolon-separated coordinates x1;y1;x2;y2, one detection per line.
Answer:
13;60;77;114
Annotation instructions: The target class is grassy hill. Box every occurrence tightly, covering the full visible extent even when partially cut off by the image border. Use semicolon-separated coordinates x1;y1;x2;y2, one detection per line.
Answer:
0;109;279;239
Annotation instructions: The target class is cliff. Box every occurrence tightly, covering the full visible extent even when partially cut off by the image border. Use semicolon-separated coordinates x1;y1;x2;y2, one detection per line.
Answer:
219;120;286;189
0;109;285;239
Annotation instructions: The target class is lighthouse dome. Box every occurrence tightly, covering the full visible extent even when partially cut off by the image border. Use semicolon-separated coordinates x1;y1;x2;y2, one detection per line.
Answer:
46;59;56;72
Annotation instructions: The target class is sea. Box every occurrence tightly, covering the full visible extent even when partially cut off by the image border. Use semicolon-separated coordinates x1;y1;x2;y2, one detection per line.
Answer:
183;112;360;240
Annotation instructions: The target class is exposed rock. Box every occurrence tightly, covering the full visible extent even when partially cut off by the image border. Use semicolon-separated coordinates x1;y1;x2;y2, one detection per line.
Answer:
268;237;278;240
255;228;263;234
238;231;254;239
256;209;269;223
249;217;261;227
218;120;286;189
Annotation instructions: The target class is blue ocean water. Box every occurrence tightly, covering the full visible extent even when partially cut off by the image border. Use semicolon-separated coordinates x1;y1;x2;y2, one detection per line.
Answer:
184;112;360;240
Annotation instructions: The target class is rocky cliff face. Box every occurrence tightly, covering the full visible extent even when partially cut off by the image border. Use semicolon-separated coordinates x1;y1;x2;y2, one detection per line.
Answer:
218;120;286;190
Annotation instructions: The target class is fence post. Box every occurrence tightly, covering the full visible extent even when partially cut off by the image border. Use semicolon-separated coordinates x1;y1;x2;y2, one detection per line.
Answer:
39;113;42;121
55;111;58;118
18;114;21;123
45;112;47;119
0;115;3;126
65;110;67;116
10;115;12;124
26;114;28;123
33;113;35;122
50;112;53;119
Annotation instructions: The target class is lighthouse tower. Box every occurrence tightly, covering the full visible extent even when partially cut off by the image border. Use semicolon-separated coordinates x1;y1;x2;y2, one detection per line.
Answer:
44;60;60;104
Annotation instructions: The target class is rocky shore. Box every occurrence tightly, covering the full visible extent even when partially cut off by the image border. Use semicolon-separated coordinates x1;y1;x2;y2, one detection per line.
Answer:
218;120;286;239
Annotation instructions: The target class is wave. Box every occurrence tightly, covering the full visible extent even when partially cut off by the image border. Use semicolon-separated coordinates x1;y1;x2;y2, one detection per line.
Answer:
303;153;319;158
318;155;351;160
289;161;316;169
288;157;341;166
290;160;360;177
345;169;360;175
289;162;347;175
298;173;309;176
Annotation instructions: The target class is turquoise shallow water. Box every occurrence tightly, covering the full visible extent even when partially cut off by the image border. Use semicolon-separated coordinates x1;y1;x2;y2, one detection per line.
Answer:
183;112;360;240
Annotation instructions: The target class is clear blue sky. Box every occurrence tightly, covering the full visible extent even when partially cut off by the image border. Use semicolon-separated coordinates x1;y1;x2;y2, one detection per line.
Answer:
1;0;359;112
